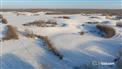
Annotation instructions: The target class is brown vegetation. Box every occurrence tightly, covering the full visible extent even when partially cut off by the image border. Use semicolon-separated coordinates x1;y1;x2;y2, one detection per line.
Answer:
0;14;3;19
24;32;35;38
96;24;116;38
116;21;122;27
23;29;35;38
79;31;84;35
0;15;8;24
2;18;8;24
37;35;63;59
23;20;57;27
112;16;122;20
3;25;19;40
54;16;70;19
86;22;100;24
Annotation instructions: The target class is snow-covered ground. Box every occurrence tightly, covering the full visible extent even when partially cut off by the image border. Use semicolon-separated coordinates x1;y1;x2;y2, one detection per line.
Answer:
0;12;122;69
0;19;8;39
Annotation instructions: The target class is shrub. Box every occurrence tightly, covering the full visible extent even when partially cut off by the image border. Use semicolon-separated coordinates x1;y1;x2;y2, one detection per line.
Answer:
96;24;116;38
2;18;8;24
44;36;63;59
89;16;99;19
24;29;35;38
37;36;63;59
116;21;122;27
86;22;99;24
23;19;58;27
3;25;19;40
79;31;84;35
63;16;70;19
113;16;122;20
54;16;70;19
60;16;70;19
0;14;3;19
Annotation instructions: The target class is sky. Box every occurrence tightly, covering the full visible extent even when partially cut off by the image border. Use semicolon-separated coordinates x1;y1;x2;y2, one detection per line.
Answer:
1;0;122;9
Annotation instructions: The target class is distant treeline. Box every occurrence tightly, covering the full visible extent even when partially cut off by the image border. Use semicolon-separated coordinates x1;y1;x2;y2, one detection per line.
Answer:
0;9;122;15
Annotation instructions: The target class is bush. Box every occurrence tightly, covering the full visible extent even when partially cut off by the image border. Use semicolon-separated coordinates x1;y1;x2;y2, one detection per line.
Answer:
0;14;3;19
86;22;99;24
79;31;84;35
96;25;116;38
23;19;58;27
2;18;8;24
3;25;19;40
44;36;63;59
113;16;122;20
116;21;122;27
24;29;35;38
57;16;70;19
37;36;63;59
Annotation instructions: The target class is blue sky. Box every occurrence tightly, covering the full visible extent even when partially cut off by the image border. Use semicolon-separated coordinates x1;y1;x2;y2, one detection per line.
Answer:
1;0;122;9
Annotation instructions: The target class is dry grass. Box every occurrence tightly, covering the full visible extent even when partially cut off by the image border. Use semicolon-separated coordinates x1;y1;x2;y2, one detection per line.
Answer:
2;18;8;24
3;25;19;40
37;35;63;59
96;24;116;38
23;20;57;27
44;36;63;59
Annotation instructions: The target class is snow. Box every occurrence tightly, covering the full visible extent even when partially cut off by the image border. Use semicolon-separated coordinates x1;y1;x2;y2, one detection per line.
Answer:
0;20;8;39
0;12;122;69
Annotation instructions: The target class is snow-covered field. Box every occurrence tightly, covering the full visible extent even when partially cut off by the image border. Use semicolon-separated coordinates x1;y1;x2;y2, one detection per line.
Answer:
0;11;122;69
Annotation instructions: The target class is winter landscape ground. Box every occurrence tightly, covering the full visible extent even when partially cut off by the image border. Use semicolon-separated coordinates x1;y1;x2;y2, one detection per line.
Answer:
0;9;122;69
